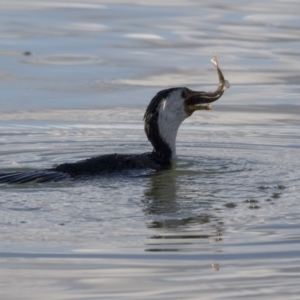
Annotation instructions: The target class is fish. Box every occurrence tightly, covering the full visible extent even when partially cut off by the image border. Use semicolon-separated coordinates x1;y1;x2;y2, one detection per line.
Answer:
185;55;230;112
211;55;230;93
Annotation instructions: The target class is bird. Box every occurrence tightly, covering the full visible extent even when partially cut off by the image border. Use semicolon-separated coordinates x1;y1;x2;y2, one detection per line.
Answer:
0;56;229;184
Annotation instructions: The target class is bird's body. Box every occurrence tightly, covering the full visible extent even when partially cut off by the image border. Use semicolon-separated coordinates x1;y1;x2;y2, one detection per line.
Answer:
55;152;171;176
0;57;229;184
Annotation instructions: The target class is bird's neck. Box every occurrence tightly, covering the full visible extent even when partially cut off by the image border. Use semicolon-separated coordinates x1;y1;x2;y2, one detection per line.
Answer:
145;93;189;161
145;116;174;161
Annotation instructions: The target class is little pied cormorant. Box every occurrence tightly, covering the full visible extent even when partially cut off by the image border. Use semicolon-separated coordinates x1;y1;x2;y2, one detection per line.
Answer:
0;56;230;184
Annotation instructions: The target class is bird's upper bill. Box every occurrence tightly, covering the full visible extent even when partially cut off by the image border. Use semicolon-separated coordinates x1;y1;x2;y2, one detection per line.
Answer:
184;56;230;115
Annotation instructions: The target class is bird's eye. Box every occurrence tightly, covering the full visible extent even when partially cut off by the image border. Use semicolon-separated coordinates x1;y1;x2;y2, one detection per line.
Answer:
181;89;188;99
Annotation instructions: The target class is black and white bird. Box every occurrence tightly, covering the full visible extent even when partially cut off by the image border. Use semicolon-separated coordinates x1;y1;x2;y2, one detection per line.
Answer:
0;56;229;184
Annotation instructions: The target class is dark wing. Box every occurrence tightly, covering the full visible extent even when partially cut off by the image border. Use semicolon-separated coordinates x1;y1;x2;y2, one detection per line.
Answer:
54;153;165;176
0;153;170;184
0;170;70;184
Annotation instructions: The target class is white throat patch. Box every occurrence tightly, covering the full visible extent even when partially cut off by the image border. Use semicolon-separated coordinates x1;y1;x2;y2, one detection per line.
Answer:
157;89;189;158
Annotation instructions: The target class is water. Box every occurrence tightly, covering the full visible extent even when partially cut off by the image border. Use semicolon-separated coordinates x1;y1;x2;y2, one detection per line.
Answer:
0;1;300;299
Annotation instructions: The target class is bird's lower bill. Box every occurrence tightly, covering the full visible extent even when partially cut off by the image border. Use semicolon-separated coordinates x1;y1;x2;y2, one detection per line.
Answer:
186;104;212;114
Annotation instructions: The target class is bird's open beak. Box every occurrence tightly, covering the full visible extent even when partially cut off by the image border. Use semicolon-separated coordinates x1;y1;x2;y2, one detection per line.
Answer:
184;56;230;115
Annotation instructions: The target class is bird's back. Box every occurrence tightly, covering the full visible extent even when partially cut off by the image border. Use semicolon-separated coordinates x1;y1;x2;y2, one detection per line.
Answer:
0;152;170;184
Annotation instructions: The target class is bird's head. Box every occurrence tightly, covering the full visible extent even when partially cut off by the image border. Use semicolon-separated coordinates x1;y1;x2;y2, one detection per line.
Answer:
144;56;230;161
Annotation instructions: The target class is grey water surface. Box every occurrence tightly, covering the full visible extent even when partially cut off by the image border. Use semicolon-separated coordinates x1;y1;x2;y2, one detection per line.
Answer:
0;1;300;299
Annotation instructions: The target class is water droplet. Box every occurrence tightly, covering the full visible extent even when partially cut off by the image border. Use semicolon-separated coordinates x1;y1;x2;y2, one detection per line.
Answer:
245;199;258;203
224;202;237;208
258;186;269;190
211;263;219;271
277;185;286;190
271;193;281;199
249;205;260;209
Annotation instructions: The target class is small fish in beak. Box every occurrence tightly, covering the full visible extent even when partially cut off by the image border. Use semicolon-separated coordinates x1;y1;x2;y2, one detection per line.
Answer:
184;55;230;114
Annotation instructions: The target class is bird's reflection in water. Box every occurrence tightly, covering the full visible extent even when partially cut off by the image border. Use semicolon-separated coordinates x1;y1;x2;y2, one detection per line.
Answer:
142;168;223;252
143;170;179;216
